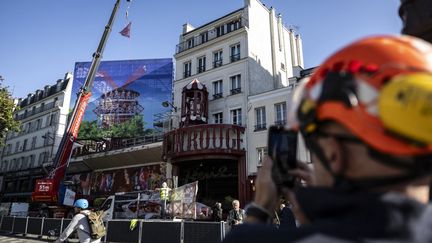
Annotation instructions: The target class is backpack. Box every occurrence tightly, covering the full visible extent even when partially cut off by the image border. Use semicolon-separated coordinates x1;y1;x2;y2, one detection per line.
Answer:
82;210;106;239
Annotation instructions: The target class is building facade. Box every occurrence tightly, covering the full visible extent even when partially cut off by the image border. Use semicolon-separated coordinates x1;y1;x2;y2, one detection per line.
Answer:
164;0;308;205
0;73;73;202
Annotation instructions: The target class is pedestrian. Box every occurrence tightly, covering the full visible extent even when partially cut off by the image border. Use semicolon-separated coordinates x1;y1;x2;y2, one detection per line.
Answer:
223;35;432;242
227;200;245;226
55;199;100;243
158;181;171;219
212;202;223;221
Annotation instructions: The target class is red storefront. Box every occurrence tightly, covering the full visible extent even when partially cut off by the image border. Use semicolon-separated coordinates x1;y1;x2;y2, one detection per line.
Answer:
163;79;247;206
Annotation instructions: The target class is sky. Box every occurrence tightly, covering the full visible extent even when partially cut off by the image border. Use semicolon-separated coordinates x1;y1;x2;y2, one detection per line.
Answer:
0;0;401;98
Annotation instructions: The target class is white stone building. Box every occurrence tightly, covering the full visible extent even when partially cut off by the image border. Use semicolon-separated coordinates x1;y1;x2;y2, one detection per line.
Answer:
0;73;73;200
165;0;309;203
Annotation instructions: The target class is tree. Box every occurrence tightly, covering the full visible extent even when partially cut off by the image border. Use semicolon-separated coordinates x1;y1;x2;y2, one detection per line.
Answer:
0;81;19;146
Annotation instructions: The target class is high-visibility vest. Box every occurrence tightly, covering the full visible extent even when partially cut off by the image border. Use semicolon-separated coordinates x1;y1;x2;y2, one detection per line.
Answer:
161;188;169;200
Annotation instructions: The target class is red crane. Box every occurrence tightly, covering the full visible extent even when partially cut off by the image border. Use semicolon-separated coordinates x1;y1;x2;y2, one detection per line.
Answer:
32;0;122;205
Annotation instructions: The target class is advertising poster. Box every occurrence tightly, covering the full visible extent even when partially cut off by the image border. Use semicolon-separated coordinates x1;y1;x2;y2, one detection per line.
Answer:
66;164;166;196
71;58;173;139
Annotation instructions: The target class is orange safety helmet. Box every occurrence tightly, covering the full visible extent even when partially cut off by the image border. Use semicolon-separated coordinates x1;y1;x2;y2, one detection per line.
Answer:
294;35;432;156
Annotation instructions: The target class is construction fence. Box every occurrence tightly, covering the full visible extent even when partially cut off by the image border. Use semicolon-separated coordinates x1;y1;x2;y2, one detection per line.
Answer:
0;216;229;243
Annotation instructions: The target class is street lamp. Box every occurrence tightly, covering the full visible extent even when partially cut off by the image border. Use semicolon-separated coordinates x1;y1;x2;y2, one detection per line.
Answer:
162;101;178;112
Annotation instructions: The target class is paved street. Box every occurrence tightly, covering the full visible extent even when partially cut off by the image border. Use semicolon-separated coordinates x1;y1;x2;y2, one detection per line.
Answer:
0;234;79;242
0;235;45;242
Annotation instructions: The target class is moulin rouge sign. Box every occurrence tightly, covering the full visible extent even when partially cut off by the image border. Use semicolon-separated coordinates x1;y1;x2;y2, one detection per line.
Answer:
163;124;245;158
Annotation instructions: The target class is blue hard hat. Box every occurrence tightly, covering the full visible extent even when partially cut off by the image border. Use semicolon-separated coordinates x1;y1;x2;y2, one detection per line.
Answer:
74;199;89;209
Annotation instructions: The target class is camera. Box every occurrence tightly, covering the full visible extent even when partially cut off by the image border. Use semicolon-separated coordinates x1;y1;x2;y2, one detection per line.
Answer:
268;126;298;189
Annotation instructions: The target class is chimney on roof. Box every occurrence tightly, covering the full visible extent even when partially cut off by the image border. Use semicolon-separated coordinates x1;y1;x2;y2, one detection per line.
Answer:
56;79;63;91
44;85;50;97
182;23;195;34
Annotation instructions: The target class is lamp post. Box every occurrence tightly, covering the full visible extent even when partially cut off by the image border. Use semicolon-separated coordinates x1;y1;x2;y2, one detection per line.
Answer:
162;101;178;112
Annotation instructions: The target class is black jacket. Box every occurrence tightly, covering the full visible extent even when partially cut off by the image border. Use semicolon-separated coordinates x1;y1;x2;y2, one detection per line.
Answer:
223;187;430;242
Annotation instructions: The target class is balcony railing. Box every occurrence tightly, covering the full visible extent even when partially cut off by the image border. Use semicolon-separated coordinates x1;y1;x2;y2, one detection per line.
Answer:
183;71;192;78
275;120;287;126
72;134;164;157
230;53;240;62
176;17;248;54
213;93;223;99
230;88;241;95
213;60;223;68
197;65;206;73
254;123;267;131
163;124;245;160
16;101;58;120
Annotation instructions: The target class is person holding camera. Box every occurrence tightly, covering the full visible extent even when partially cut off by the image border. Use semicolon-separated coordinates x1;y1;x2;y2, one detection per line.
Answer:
227;200;246;226
223;35;432;242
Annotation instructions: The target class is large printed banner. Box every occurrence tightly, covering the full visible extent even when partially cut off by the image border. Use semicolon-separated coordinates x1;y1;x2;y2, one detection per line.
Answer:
66;163;166;196
71;59;173;139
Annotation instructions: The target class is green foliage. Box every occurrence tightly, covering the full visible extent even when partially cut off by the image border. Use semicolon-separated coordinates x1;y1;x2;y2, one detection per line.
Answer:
0;83;19;146
78;115;153;139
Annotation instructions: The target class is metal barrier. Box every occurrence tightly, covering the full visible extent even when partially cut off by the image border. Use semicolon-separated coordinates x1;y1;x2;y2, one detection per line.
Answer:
0;216;227;243
184;221;224;243
12;217;27;234
106;219;140;242
141;220;182;243
26;217;42;235
0;216;14;232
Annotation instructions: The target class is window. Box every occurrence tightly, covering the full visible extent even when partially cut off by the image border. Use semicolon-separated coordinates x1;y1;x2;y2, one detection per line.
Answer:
230;44;241;62
10;159;16;171
22;156;28;170
216;25;225;37
15;141;20;153
49;113;58;126
231;108;242;125
3;160;8;172
38;152;46;166
213;50;223;68
6;144;12;155
257;147;268;166
212;80;223;99
230;74;241;94
275;102;287;125
31;136;37;149
37;118;42;129
200;32;208;44
197;56;206;73
23;139;28;151
255;107;266;131
227;19;241;32
187;38;194;49
29;155;35;168
183;61;192;78
213;112;223;124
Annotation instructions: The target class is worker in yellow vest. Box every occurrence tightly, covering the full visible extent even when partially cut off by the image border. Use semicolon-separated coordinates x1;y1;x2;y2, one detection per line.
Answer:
159;182;171;219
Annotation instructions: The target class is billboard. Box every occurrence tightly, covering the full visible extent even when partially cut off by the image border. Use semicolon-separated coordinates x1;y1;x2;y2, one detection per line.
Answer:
65;163;166;196
72;58;173;139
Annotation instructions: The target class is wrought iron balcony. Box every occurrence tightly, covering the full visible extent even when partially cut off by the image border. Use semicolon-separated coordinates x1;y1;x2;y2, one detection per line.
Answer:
230;88;242;95
176;17;248;54
254;123;267;131
163;124;245;160
72;134;164;157
230;53;240;62
274;120;287;126
183;71;192;78
213;93;223;99
213;60;223;68
197;65;206;73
